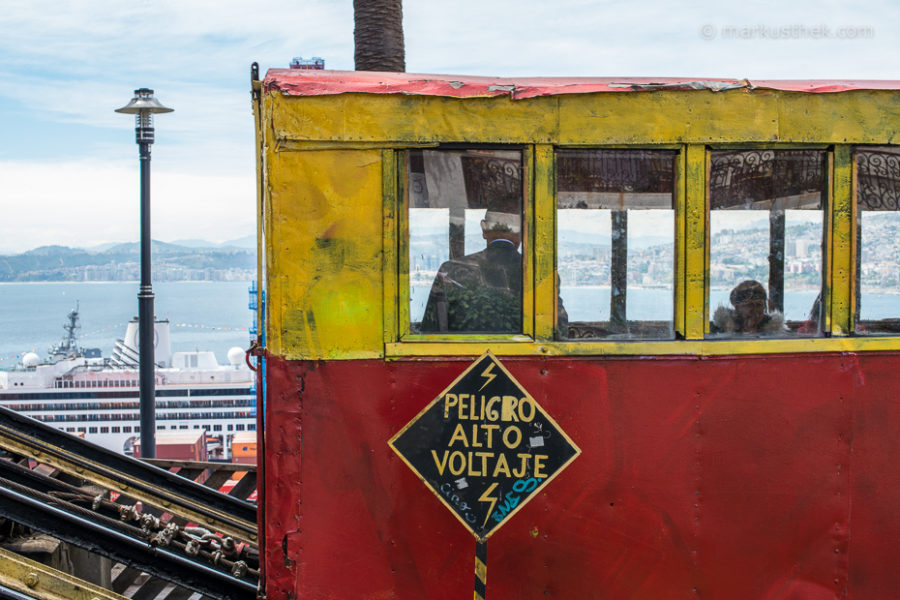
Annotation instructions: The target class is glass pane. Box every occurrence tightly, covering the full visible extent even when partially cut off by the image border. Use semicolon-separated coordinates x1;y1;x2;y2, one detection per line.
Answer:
856;148;900;335
708;150;826;338
409;149;524;334
557;149;676;340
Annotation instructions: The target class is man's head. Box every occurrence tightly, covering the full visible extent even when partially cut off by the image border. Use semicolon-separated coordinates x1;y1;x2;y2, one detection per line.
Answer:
481;211;521;248
730;280;767;332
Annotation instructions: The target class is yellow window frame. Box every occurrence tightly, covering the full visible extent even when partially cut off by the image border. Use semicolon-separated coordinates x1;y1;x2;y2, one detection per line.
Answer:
698;144;834;339
385;142;900;358
393;145;537;343
847;145;900;335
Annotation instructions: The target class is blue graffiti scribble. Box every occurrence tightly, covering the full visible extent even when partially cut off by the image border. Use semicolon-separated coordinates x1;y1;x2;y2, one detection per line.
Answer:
489;477;544;523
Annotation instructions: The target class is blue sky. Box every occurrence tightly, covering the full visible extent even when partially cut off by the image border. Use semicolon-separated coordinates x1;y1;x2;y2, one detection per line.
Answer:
1;0;897;254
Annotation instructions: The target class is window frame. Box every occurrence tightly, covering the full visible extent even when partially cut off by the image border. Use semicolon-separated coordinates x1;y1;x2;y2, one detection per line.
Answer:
552;144;685;341
850;145;900;335
396;144;536;342
701;144;834;339
385;142;900;357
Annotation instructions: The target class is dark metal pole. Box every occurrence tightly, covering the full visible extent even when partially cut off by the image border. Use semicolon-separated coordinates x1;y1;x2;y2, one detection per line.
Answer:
117;89;171;460
138;139;156;458
768;209;785;314
610;210;628;333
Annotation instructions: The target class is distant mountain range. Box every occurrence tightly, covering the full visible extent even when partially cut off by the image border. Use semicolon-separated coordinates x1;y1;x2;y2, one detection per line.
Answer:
0;239;256;282
81;235;256;253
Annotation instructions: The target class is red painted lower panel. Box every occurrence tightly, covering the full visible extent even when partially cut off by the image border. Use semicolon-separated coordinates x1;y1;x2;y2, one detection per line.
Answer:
263;353;900;599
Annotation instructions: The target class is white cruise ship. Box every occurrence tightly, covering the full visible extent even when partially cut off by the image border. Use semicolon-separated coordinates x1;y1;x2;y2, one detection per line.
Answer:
0;307;256;457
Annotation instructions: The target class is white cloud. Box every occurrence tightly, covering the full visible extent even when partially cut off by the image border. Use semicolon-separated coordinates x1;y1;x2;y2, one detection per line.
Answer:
0;159;253;254
0;0;898;253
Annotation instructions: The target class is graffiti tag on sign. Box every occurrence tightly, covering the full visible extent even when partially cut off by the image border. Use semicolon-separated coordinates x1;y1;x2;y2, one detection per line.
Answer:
389;351;580;541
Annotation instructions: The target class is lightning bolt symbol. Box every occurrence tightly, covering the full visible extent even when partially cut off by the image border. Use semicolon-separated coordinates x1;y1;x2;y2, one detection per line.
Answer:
479;482;500;528
479;362;497;391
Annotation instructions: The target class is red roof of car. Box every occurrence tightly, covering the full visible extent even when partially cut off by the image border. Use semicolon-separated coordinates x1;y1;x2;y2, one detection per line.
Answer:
264;69;900;99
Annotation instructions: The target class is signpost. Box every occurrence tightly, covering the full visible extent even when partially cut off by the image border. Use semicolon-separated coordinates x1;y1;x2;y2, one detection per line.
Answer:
390;351;580;598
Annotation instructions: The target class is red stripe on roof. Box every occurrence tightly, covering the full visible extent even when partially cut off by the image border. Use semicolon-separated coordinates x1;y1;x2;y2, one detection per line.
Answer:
263;69;900;99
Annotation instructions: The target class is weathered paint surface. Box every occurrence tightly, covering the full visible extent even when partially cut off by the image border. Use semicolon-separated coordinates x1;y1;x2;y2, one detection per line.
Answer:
0;546;127;600
533;144;557;340
263;79;900;146
264;352;900;599
257;70;900;600
831;146;853;335
684;144;707;338
259;75;900;360
265;149;384;359
264;70;900;99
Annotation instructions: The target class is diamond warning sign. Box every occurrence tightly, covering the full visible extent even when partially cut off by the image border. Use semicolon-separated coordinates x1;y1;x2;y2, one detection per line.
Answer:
389;351;580;541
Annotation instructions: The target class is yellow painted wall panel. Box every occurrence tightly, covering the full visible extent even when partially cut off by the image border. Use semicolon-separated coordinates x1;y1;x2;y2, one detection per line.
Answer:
267;89;900;145
272;93;558;144
266;150;384;359
557;91;778;144
776;92;900;143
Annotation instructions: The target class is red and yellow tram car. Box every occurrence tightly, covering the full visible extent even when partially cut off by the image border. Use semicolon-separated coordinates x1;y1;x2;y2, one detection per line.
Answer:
251;69;900;599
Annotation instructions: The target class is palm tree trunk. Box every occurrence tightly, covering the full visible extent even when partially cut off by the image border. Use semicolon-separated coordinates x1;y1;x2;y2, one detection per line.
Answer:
354;0;405;72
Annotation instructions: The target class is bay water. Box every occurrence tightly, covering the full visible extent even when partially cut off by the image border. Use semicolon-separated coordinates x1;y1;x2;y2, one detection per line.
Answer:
411;284;898;324
4;281;895;368
0;281;253;367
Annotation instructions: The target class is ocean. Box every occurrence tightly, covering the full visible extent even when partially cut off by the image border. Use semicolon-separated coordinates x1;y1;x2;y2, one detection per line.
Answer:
0;281;253;367
3;281;895;368
411;285;899;325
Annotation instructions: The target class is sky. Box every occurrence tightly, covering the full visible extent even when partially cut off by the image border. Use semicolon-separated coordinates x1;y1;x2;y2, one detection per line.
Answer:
1;0;897;255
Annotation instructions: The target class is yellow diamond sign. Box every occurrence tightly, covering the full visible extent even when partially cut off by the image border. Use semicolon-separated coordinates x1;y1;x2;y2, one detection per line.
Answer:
389;351;580;541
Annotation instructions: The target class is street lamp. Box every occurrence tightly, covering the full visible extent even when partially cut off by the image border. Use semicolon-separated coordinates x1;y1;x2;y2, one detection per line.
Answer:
115;88;172;459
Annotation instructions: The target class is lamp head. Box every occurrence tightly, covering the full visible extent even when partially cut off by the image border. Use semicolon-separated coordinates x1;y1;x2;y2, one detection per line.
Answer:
115;89;172;145
115;88;173;115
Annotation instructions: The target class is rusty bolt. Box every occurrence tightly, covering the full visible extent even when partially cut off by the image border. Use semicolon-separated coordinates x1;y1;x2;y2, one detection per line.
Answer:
231;560;248;578
24;572;39;588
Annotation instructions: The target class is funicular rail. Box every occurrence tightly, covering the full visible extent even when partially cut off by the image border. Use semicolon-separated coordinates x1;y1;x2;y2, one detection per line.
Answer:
0;406;256;542
0;546;128;600
0;405;259;600
0;485;256;600
141;459;258;503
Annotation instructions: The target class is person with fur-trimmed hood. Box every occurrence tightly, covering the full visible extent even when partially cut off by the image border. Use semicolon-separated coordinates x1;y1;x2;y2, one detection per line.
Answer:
712;280;785;335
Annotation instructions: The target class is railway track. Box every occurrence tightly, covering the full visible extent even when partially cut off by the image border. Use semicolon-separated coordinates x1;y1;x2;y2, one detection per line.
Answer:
0;405;259;600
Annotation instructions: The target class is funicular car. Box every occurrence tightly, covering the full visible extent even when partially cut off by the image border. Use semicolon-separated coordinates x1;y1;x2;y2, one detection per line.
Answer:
251;69;900;599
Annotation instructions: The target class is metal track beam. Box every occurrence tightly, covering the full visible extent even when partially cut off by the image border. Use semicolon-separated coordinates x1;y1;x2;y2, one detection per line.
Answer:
0;406;255;543
0;547;127;600
0;486;257;600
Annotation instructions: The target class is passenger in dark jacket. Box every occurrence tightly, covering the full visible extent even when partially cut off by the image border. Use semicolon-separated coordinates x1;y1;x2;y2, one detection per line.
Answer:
421;211;568;334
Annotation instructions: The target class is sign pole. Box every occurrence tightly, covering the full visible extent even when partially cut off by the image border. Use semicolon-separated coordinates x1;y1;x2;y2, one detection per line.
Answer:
474;539;487;600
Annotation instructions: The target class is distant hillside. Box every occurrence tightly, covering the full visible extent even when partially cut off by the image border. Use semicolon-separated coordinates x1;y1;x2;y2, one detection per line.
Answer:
0;241;256;282
170;235;256;249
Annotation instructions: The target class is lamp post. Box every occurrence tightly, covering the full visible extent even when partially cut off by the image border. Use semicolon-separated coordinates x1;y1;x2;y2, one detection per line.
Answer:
115;89;172;459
